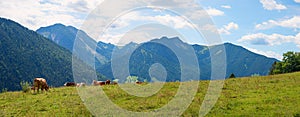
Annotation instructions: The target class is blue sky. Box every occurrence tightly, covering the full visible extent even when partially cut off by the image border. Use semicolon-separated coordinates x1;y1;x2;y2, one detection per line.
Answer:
198;0;300;60
0;0;299;60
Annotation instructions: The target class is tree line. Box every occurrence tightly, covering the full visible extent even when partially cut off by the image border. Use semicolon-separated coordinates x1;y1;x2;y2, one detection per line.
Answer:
270;51;300;75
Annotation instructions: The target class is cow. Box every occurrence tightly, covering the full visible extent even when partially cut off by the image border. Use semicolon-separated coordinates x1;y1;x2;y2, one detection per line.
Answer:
136;81;143;84
112;81;118;85
105;80;111;85
64;82;76;87
76;82;86;87
92;80;105;86
33;78;49;92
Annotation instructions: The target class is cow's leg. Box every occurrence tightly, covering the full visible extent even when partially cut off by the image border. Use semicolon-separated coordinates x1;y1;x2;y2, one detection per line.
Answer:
38;84;40;92
41;83;45;92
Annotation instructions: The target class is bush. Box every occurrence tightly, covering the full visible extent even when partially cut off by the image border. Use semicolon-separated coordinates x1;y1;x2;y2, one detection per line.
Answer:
1;88;8;93
251;73;260;77
294;113;300;117
125;76;138;83
229;73;236;78
20;81;32;93
270;51;300;75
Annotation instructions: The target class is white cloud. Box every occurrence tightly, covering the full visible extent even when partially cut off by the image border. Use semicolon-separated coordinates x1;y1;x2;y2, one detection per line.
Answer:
259;0;287;10
205;7;224;16
0;0;212;42
199;22;239;35
218;22;239;35
245;47;283;60
238;32;300;48
295;0;300;3
98;11;196;44
100;22;190;45
200;24;218;33
0;0;103;30
186;7;224;18
151;15;193;29
256;16;300;30
221;5;231;9
111;11;194;30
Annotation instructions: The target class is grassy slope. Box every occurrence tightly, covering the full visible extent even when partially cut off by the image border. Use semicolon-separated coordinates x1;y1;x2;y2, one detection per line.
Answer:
0;72;299;116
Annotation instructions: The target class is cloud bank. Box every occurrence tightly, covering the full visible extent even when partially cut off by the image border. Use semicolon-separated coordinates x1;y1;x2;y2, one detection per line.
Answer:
259;0;287;10
238;33;300;48
256;16;300;30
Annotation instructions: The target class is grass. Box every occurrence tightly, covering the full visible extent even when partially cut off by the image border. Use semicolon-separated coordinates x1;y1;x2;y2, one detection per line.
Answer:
0;72;299;116
0;87;91;116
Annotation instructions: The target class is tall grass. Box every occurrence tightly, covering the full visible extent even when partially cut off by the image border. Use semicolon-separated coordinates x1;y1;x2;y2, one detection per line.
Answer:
20;81;31;93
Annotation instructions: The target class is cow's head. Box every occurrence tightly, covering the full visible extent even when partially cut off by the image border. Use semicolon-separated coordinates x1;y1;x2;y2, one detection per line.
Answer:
45;85;49;91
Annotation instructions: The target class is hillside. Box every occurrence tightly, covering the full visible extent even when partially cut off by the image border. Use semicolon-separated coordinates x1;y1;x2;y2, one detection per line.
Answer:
0;18;105;91
0;72;299;116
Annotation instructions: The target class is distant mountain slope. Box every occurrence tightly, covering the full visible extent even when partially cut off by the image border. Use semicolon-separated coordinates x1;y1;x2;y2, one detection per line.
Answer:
36;24;110;65
222;43;278;77
96;37;278;81
0;18;105;91
37;24;278;81
37;24;82;52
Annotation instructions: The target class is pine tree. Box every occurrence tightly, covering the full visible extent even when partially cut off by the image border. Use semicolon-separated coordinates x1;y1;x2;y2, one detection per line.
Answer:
229;73;236;78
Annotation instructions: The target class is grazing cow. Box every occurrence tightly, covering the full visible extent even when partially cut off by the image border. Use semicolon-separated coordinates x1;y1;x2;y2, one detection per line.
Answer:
92;80;105;86
105;80;111;85
136;81;143;84
112;81;118;85
99;81;105;86
76;82;86;87
33;78;49;92
64;82;76;87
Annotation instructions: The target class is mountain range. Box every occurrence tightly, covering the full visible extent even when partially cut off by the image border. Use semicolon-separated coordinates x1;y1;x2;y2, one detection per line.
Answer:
37;24;278;82
0;17;279;91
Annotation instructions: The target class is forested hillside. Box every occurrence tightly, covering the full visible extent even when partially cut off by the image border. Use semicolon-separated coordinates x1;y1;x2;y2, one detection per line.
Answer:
0;18;105;91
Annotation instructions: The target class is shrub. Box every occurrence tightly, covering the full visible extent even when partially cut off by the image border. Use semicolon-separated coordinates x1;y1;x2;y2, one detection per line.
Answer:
251;73;260;77
229;73;236;78
125;76;138;83
20;81;32;93
294;113;300;117
1;88;8;93
270;51;300;75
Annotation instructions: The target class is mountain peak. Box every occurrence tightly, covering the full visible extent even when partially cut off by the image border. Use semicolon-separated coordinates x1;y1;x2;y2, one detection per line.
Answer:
159;36;181;41
150;36;184;44
37;23;65;30
49;23;66;28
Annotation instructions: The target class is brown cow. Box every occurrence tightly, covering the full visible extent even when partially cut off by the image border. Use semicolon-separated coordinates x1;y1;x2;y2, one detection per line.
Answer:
92;80;105;86
99;82;105;86
105;80;111;85
64;82;76;87
112;81;118;85
33;78;49;92
136;81;143;84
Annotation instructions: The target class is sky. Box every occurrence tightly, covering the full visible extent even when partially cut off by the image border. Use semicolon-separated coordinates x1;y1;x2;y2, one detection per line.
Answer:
0;0;299;60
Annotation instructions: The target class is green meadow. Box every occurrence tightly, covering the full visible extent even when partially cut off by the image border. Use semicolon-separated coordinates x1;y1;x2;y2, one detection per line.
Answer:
0;72;299;116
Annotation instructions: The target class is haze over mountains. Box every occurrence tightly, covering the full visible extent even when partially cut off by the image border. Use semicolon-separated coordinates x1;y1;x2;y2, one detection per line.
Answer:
37;23;278;82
